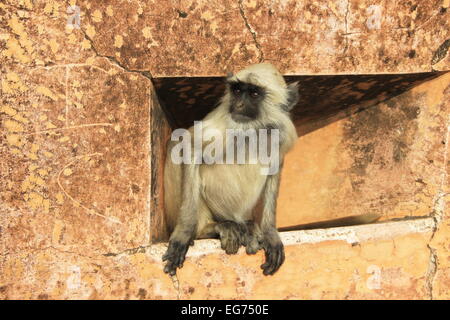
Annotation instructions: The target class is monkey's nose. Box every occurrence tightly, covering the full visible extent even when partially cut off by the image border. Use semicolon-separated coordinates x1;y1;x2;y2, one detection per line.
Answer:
235;102;244;110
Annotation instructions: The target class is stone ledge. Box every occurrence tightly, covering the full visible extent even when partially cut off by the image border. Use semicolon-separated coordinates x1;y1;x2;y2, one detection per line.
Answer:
0;217;436;299
144;217;435;259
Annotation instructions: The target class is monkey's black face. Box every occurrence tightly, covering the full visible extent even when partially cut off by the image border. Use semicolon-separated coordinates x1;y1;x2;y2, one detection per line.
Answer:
228;81;266;123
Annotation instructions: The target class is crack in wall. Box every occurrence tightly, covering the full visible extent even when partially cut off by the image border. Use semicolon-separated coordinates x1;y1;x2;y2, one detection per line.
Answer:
80;29;153;81
343;0;350;54
0;245;97;260
56;153;123;224
103;245;151;257
426;114;450;299
415;9;442;32
238;0;264;63
426;244;437;300
61;0;153;80
170;274;181;300
102;244;182;299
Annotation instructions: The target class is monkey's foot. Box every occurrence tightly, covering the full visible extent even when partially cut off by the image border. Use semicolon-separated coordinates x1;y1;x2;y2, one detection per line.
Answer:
244;236;261;255
260;233;285;275
162;240;190;276
215;221;247;255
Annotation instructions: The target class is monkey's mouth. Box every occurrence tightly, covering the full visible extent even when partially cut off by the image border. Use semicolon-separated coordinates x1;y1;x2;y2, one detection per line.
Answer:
231;113;256;123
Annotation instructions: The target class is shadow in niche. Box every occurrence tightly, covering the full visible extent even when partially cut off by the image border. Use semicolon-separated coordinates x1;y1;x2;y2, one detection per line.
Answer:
151;71;449;238
152;71;447;136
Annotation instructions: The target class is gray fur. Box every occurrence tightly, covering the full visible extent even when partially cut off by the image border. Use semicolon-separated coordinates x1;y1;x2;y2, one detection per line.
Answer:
163;63;298;276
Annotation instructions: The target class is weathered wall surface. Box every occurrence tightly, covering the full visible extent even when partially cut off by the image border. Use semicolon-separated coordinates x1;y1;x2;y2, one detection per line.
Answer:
1;0;449;76
55;0;450;76
0;219;440;299
0;0;449;300
0;56;154;257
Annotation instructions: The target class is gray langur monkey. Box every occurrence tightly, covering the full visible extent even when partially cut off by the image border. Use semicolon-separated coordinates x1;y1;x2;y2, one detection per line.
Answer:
163;63;299;276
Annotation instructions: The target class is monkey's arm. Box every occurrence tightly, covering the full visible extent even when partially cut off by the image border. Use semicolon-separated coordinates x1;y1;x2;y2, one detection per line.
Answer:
162;162;200;275
259;168;285;276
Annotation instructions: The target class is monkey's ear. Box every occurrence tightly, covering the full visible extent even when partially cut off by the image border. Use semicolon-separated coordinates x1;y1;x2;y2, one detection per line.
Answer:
283;81;299;111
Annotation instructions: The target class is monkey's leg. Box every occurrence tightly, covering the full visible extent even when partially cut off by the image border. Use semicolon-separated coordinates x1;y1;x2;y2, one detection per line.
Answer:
215;221;247;254
243;221;262;255
162;163;200;276
259;171;285;276
194;204;217;239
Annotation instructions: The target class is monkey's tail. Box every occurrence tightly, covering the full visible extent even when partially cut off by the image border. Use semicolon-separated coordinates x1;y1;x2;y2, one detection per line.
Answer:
277;213;381;232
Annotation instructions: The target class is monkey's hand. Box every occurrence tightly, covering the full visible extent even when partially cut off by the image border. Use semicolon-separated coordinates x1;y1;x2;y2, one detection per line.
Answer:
260;230;285;276
162;238;192;276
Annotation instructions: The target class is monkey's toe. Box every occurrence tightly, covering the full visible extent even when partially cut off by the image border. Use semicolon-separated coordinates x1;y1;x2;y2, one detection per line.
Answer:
245;241;261;255
222;237;240;254
219;229;240;254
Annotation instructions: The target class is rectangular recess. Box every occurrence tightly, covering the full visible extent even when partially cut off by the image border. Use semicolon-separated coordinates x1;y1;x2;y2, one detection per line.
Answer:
150;71;448;242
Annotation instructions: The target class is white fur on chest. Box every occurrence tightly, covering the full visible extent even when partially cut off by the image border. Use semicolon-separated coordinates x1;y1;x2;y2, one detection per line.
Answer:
200;163;267;222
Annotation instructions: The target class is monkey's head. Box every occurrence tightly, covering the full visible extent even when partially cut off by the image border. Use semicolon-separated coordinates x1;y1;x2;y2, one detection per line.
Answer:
225;63;299;124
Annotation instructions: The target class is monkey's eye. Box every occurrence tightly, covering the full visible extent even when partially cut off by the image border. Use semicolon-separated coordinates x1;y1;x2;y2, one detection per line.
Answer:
233;88;241;95
249;90;259;98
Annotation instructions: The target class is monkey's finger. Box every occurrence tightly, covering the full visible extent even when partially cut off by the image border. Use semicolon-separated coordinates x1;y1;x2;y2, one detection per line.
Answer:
278;247;285;266
162;250;174;262
261;253;271;269
263;256;276;275
173;249;188;267
162;241;189;273
162;252;171;261
162;240;179;261
163;262;177;275
270;247;285;275
164;256;184;274
168;266;177;276
261;245;278;275
262;256;275;275
175;253;186;267
164;256;183;275
261;248;273;271
163;264;172;274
